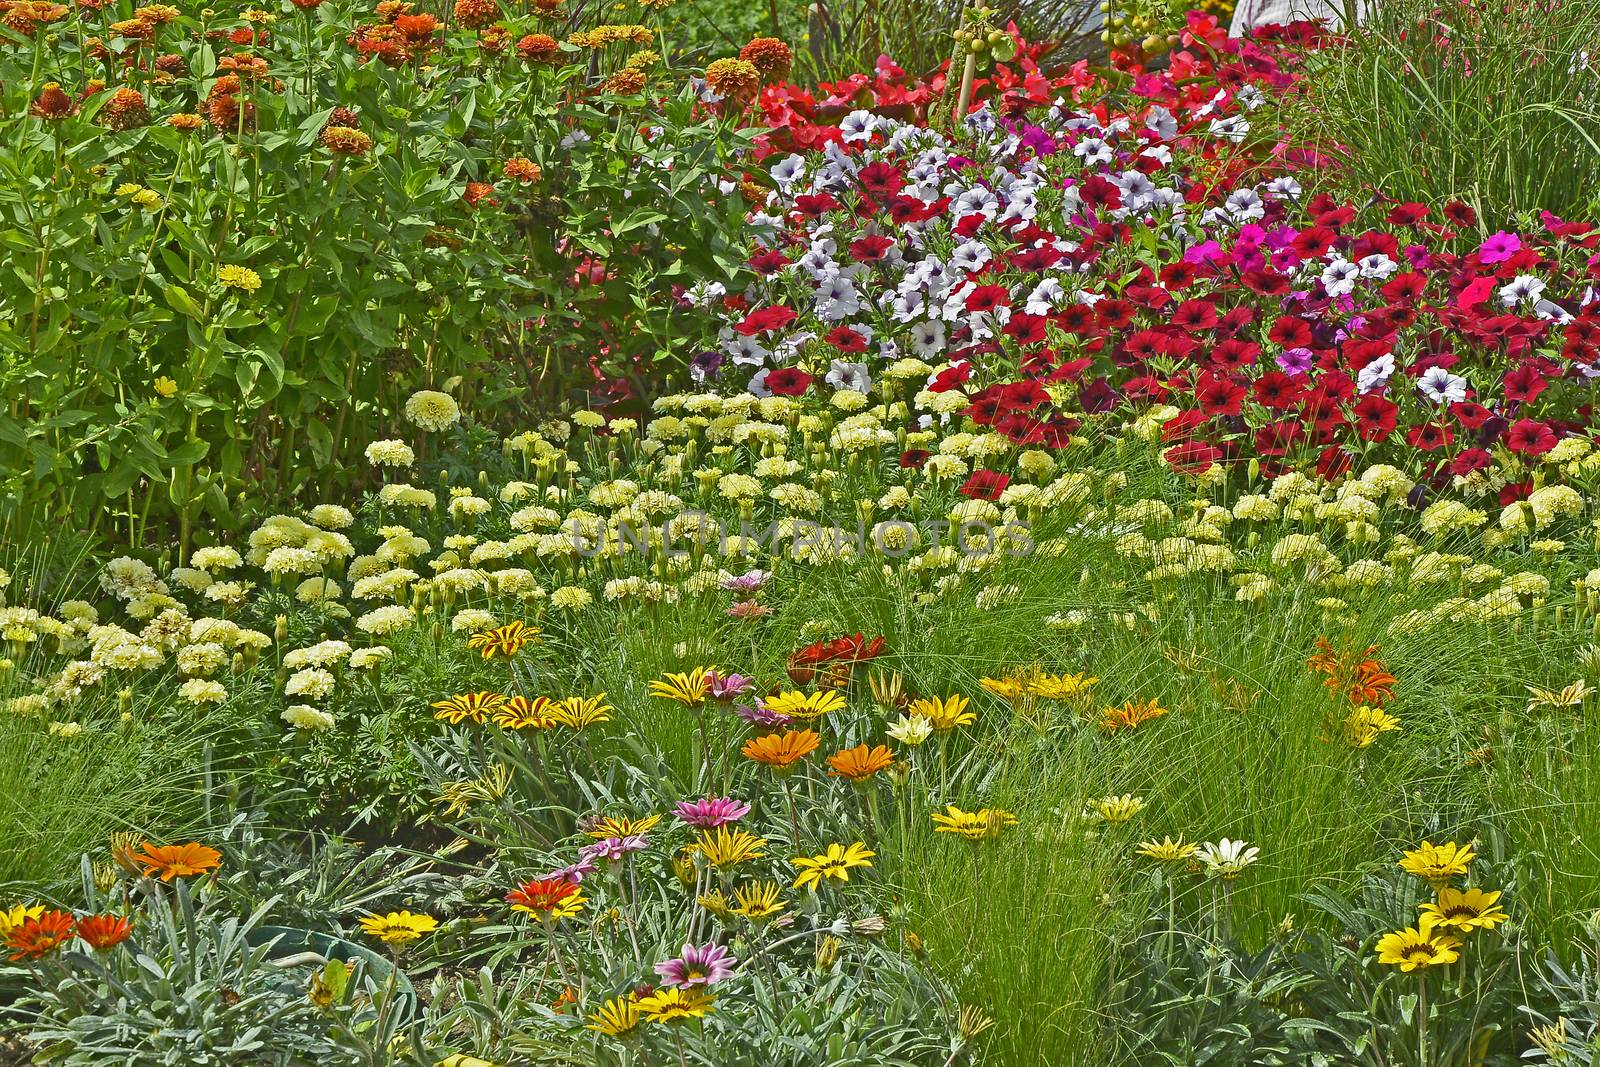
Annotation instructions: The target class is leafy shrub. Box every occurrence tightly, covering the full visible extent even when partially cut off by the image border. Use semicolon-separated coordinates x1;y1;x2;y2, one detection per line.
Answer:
0;0;757;547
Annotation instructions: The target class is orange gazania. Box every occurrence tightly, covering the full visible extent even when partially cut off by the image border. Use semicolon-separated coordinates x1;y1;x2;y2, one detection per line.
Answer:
1308;637;1396;706
136;841;222;881
75;914;133;950
741;728;821;771
826;744;894;781
1099;698;1169;734
431;691;508;725
4;910;76;961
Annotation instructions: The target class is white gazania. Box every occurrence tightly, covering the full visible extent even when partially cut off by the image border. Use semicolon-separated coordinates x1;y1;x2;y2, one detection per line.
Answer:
886;713;934;746
1196;838;1260;879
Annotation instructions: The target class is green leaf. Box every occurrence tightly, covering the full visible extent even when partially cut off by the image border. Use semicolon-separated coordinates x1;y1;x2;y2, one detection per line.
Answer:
164;284;204;319
305;419;333;468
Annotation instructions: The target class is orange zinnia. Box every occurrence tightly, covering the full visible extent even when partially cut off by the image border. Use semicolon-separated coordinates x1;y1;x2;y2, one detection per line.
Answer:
75;914;133;950
135;841;222;881
825;744;894;781
741;728;820;771
5;910;76;961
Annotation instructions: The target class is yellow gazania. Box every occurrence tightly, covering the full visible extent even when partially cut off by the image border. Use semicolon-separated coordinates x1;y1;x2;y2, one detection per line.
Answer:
791;841;875;891
931;805;1017;841
981;670;1097;701
1374;916;1461;971
0;903;46;938
1099;698;1169;734
762;689;848;720
431;691;509;725
649;667;717;706
907;694;974;732
549;693;614;730
1342;705;1401;748
356;910;438;946
1092;794;1145;823
732;880;787;922
1398;840;1475;887
692;827;767;869
491;695;557;730
1135;836;1198;863
1526;680;1591;712
825;743;894;781
1026;671;1098;699
586;994;641;1036
584;814;661;839
697;890;733;918
636;987;716;1024
465;620;539;658
1420;887;1509;933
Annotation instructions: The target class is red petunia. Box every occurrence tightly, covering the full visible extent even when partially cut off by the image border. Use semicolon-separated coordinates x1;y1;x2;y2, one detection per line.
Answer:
1164;440;1223;475
764;368;812;396
1505;417;1557;455
1352;394;1399;442
1196;373;1245;417
1405;422;1454;452
958;469;1010;501
736;305;797;336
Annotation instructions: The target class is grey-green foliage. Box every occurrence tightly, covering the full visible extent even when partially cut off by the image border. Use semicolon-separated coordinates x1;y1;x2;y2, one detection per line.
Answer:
15;870;406;1066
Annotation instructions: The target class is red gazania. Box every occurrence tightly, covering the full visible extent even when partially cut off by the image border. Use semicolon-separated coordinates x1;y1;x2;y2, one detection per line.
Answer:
75;914;133;951
5;911;75;961
787;633;885;685
506;877;580;916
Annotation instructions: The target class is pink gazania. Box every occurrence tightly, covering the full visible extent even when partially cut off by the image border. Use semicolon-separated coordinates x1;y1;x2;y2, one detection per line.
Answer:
727;600;773;619
653;941;737;987
707;671;754;698
581;835;650;863
539;856;600;883
735;702;792;729
673;796;752;829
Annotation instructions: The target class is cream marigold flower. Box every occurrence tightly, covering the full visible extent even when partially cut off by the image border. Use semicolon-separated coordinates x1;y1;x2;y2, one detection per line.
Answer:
282;704;335;731
403;389;461;432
